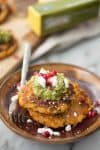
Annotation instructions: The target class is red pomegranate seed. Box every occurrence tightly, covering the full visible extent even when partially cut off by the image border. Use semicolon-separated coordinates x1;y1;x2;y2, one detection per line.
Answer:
43;131;50;138
61;130;65;133
42;74;48;79
88;110;97;118
40;73;51;80
49;71;56;77
46;73;52;79
46;80;52;86
46;71;57;79
88;111;92;117
91;110;97;117
40;70;57;80
39;73;43;76
93;100;100;107
80;95;86;103
52;70;57;75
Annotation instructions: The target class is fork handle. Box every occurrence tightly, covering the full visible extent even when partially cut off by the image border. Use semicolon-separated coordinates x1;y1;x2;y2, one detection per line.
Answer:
20;42;32;86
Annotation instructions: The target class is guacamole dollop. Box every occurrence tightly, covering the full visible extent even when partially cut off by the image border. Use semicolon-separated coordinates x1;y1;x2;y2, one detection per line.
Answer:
0;30;11;44
31;70;69;101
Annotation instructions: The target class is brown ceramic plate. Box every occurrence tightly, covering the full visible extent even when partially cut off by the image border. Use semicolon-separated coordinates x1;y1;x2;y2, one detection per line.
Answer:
0;63;100;144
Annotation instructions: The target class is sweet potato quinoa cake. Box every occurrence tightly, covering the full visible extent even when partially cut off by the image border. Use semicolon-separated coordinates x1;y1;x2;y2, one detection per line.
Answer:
18;68;93;129
0;2;10;24
0;29;17;59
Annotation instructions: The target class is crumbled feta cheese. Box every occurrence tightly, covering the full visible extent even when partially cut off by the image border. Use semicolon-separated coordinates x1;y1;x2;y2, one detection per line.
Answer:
26;119;33;123
48;76;57;87
37;128;44;134
39;68;49;74
11;95;18;102
37;76;46;88
37;127;61;137
53;131;60;136
65;125;72;132
37;127;53;135
45;128;52;134
74;112;78;117
64;78;69;88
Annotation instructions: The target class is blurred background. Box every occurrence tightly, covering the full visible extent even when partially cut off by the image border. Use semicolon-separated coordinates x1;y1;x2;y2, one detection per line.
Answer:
0;0;100;82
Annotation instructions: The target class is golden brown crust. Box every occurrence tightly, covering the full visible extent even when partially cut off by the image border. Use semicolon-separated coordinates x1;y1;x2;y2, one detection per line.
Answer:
0;3;10;24
18;79;93;128
28;102;90;128
0;37;18;59
29;110;66;128
18;81;68;115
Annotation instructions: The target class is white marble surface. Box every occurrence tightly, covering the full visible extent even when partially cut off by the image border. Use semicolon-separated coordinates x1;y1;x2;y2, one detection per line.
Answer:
0;36;100;150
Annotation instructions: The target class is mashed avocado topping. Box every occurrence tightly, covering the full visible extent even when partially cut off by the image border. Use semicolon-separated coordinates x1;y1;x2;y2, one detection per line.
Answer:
0;30;11;44
31;68;69;101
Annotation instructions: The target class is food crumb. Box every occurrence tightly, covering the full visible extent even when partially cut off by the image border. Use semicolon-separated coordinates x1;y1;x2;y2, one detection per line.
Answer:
53;131;60;136
26;119;33;123
65;125;71;132
74;112;78;117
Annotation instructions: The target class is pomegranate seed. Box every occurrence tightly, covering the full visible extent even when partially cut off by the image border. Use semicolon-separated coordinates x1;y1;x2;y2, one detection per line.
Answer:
88;110;97;118
93;100;100;107
80;95;86;103
40;73;51;80
39;73;43;76
46;71;56;78
49;71;56;77
43;131;50;138
46;73;52;79
61;130;65;133
91;110;97;117
88;111;92;117
42;74;48;79
40;70;57;79
46;80;52;86
52;70;57;75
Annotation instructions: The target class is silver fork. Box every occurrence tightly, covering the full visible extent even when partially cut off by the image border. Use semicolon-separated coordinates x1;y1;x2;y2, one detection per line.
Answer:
9;41;32;119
